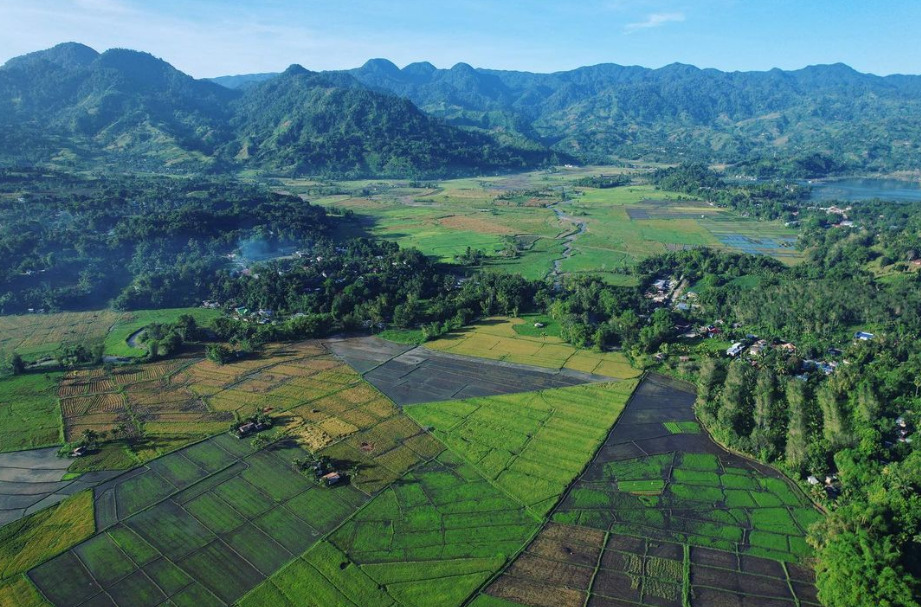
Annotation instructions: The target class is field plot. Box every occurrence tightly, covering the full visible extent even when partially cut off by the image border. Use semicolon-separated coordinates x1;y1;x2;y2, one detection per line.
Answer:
426;317;640;379
700;216;801;263
479;374;821;606
483;523;820;607
29;433;369;607
0;310;125;362
326;450;538;607
562;187;802;278
0;446;120;526
407;381;637;514
54;356;234;472
290;172;800;284
552;374;821;563
331;335;614;406
0;373;63;453
0;308;221;363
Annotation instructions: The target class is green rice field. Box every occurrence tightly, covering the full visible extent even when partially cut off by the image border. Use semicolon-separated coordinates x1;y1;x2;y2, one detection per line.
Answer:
406;381;637;514
280;170;800;285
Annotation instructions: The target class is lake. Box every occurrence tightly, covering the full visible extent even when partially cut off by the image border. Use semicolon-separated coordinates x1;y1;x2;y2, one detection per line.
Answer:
810;178;921;203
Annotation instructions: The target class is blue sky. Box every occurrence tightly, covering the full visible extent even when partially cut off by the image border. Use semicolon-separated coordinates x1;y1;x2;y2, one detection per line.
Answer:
1;0;918;77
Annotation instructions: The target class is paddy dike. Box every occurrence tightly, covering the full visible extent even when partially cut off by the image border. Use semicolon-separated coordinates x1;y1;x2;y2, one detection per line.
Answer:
325;336;614;406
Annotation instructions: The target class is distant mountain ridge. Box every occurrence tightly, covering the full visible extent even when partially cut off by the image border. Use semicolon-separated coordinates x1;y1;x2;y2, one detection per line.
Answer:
0;43;563;177
5;43;921;176
213;58;921;174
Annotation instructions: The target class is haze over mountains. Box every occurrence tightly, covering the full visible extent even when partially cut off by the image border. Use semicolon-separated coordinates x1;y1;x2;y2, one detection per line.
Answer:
3;42;921;177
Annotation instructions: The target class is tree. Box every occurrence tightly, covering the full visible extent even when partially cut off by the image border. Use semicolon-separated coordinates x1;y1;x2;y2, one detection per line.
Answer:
250;434;270;451
6;352;24;375
80;429;99;450
206;344;234;365
717;360;754;441
818;381;851;448
751;368;780;458
785;380;809;473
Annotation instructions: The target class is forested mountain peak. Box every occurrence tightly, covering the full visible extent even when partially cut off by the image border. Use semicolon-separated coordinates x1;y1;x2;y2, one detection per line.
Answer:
0;43;560;177
1;41;99;71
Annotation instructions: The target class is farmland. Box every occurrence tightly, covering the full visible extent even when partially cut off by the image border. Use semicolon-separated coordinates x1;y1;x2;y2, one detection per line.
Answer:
426;317;640;379
0;373;63;453
476;374;823;607
280;170;801;285
2;339;827;607
329;335;613;406
28;433;369;607
0;308;219;363
242;450;539;607
406;381;637;514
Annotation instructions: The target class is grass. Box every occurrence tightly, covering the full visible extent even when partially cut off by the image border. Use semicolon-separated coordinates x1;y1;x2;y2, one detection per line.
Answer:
426;317;640;379
0;490;94;579
663;421;700;434
377;328;426;345
0;575;49;607
0;373;63;452
407;381;637;513
103;308;222;358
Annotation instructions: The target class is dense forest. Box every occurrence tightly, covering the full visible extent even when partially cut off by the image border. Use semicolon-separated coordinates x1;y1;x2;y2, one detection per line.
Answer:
0;169;332;313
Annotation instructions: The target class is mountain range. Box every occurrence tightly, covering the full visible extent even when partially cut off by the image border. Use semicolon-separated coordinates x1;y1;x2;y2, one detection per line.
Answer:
0;43;560;177
217;58;921;175
3;42;921;177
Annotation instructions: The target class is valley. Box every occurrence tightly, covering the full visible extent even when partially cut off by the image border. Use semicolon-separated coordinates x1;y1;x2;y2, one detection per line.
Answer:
1;29;921;607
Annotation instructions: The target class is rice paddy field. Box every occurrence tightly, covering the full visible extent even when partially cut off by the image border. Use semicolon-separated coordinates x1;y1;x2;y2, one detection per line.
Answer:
2;336;824;607
279;168;801;285
0;373;63;453
28;433;369;607
406;382;637;515
426;317;640;379
475;374;823;607
0;307;219;363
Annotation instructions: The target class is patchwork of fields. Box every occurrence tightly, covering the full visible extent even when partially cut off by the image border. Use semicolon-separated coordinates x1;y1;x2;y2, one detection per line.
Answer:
284;171;801;284
1;334;824;607
477;374;822;607
329;335;613;406
30;433;369;606
407;382;637;514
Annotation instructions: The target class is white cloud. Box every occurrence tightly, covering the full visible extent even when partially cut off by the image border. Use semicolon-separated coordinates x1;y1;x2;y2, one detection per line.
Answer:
625;12;685;32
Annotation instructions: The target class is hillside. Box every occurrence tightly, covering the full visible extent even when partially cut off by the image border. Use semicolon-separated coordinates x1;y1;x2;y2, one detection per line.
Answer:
340;59;921;173
0;44;561;177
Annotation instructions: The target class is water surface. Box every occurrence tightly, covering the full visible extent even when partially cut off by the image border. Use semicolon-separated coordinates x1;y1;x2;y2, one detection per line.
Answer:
810;178;921;203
